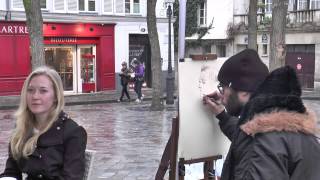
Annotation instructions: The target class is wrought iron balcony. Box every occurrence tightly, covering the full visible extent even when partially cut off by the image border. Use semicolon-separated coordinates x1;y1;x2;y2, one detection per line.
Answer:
231;9;320;34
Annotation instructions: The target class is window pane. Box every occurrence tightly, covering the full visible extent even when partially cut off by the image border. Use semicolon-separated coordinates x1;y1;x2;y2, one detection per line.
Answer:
265;0;272;13
199;2;206;25
79;0;85;11
217;45;226;57
288;0;295;11
311;0;320;9
41;0;46;9
200;17;204;25
88;0;95;11
298;0;308;10
125;0;130;13
133;3;140;13
263;44;268;55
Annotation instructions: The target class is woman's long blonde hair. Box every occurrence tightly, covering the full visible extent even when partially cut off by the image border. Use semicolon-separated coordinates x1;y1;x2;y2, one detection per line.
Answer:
10;66;65;160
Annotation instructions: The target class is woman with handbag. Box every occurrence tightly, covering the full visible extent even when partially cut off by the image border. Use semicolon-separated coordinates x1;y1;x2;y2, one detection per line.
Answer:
132;58;144;103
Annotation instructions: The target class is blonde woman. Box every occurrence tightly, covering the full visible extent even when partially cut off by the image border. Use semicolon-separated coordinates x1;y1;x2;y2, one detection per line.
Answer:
0;66;87;180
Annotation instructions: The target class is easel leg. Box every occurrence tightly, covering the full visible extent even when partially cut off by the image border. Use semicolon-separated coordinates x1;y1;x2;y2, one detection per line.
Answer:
155;136;172;180
178;158;185;180
169;117;179;180
156;117;179;180
203;161;214;180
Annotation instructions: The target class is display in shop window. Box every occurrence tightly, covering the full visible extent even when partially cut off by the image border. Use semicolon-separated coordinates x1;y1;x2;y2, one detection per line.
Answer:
81;53;96;93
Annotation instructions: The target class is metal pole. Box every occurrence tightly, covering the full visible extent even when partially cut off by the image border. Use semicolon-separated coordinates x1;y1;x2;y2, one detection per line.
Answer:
166;4;174;104
5;0;11;21
178;0;186;61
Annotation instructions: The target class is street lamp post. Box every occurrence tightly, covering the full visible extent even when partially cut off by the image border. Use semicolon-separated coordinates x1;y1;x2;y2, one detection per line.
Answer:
165;0;174;105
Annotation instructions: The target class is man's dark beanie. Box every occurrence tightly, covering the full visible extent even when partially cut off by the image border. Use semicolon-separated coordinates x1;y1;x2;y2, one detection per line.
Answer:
218;49;269;92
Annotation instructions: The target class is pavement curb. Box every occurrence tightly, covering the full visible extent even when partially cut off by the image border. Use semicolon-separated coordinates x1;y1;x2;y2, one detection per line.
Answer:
0;89;156;110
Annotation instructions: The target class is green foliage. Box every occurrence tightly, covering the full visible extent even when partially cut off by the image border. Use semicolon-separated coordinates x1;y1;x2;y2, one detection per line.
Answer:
22;0;31;11
261;16;272;25
173;0;212;51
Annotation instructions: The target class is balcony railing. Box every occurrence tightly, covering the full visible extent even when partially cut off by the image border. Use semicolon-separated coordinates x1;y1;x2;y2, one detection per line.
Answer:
232;9;320;31
288;9;319;24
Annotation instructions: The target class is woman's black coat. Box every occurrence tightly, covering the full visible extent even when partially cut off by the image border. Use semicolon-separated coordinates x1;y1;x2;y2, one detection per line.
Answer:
0;112;87;180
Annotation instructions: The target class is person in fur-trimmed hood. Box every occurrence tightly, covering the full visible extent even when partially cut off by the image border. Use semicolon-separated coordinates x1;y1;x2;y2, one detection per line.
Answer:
203;49;320;180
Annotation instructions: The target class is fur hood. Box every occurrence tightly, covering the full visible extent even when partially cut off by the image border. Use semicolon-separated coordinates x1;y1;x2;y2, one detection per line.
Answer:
238;66;319;136
240;109;318;136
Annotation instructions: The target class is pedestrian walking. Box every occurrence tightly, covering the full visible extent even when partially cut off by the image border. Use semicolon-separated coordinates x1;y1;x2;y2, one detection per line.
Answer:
118;61;131;102
203;49;320;179
0;66;87;180
132;58;144;103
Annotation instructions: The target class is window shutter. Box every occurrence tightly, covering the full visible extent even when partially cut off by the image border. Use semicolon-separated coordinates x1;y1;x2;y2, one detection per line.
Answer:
54;0;65;11
12;0;24;9
67;0;78;12
104;0;113;13
115;0;124;14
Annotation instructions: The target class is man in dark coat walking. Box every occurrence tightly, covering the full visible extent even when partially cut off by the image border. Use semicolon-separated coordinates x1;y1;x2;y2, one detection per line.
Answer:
203;49;320;180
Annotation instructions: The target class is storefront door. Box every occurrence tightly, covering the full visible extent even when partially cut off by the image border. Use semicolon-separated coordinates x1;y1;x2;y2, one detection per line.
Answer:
77;45;96;93
45;45;96;93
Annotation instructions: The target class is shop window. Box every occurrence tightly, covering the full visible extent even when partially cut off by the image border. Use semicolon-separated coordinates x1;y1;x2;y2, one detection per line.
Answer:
79;0;96;12
198;1;207;26
125;0;140;14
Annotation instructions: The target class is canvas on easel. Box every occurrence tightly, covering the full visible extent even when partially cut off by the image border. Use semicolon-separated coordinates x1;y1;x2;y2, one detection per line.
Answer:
178;58;231;161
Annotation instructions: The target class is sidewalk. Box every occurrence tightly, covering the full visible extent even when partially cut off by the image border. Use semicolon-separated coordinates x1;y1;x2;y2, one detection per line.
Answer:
0;88;154;110
0;88;318;110
302;90;320;100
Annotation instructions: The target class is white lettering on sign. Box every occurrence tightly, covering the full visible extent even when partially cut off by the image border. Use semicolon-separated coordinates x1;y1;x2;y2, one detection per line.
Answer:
0;25;28;34
50;38;77;43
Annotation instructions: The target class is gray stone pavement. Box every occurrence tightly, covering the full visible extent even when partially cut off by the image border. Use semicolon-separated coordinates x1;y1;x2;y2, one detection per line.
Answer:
0;99;319;179
0;101;177;180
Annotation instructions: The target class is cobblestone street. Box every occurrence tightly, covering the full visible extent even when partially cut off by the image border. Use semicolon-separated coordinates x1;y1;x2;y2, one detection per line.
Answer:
0;99;319;179
0;101;177;180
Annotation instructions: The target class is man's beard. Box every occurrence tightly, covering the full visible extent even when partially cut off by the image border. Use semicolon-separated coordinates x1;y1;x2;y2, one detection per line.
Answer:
225;90;244;117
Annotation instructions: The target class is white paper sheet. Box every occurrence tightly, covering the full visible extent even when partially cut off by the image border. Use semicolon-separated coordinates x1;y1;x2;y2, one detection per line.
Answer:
178;58;231;160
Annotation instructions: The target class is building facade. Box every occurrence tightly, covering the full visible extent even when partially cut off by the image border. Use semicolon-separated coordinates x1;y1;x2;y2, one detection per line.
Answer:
186;0;320;90
233;0;320;90
185;0;234;58
0;0;174;95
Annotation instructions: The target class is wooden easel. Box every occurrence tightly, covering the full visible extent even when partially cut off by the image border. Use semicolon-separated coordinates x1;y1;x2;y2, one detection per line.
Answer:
155;117;222;180
155;117;179;180
178;155;222;180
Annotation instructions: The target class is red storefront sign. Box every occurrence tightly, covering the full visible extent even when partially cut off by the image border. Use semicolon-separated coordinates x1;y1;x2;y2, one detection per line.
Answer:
0;24;28;34
0;21;115;95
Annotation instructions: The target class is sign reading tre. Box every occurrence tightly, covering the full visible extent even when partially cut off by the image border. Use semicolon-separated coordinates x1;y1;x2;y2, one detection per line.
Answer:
0;24;28;34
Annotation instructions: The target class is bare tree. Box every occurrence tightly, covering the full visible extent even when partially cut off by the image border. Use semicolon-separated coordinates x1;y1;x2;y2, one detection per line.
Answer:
269;0;289;71
248;0;257;50
23;0;45;70
147;0;164;111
